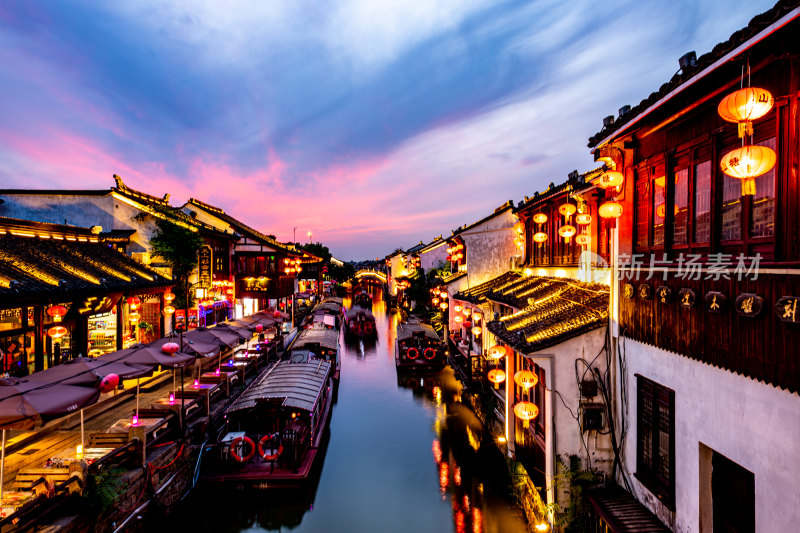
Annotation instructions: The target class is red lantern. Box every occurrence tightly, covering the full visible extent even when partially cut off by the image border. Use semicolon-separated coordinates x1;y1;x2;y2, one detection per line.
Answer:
46;305;67;322
558;203;576;218
273;311;281;319
486;345;507;360
514;370;539;390
718;87;774;137
488;369;506;389
163;292;175;303
532;213;548;225
596;171;624;189
99;374;120;393
514;401;539;428
161;342;180;355
48;326;67;339
255;324;264;333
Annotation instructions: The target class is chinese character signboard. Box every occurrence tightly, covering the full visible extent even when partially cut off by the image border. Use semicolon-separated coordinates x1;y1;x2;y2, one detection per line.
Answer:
637;284;653;301
678;288;696;308
198;245;212;289
735;293;763;317
775;296;800;324
704;291;728;314
656;286;672;304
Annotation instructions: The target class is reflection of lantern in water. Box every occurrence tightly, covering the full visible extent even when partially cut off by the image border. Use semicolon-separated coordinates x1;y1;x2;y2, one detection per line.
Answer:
514;401;539;428
439;462;449;491
487;368;506;389
432;440;442;463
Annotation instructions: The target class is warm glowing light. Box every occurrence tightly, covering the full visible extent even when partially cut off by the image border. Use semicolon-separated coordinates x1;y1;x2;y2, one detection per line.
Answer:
718;87;774;137
129;311;141;323
514;370;539;389
454;304;463;312
432;298;440;305
533;232;548;243
575;213;592;225
514;401;539;428
439;302;448;310
48;326;67;339
576;234;591;246
163;292;175;303
46;305;67;322
497;436;507;444
558;225;576;241
471;326;482;336
599;202;623;219
514;222;525;234
532;213;548;225
486;345;507;360
656;203;679;218
720;144;776;196
558;203;576;218
524;268;533;277
488;368;506;388
162;305;176;315
462;308;471;318
454;315;464;323
432;440;443;463
76;444;83;457
597;170;624;189
439;291;447;299
472;314;481;323
535;523;550;532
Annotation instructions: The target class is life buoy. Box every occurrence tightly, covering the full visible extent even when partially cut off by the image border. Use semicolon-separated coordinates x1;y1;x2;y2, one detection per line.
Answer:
230;436;255;463
258;434;284;461
407;347;419;360
363;322;374;335
423;347;437;360
353;322;363;335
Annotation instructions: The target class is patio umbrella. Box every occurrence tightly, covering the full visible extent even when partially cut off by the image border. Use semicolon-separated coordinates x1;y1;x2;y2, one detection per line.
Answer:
0;378;102;499
26;357;153;387
97;344;195;369
209;323;250;342
184;328;239;350
148;337;220;358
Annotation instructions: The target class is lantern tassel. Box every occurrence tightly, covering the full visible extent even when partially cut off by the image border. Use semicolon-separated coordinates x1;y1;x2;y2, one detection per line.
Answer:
741;178;756;196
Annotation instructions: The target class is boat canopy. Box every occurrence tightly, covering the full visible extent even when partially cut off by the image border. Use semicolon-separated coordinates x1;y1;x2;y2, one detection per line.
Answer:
227;360;331;414
397;323;439;342
293;328;340;352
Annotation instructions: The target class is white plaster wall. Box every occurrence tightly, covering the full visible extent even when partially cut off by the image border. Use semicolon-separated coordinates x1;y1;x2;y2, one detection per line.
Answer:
0;192;156;253
388;255;405;296
618;337;800;533
461;210;519;287
420;242;448;273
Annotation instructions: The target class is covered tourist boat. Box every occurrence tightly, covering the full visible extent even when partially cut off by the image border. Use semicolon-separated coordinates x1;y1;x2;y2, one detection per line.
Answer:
203;360;334;487
344;306;377;341
353;289;372;310
395;322;445;370
288;327;341;380
305;297;345;331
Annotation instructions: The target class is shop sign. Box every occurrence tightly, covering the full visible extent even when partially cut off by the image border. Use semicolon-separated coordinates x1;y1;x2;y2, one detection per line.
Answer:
775;296;800;324
704;291;728;314
637;284;653;301
198;245;213;289
622;283;635;300
735;293;763;317
656;286;672;304
678;288;696;308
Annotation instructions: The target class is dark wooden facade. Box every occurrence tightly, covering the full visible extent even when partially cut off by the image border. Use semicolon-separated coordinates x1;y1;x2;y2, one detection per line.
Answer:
516;172;613;268
598;18;800;394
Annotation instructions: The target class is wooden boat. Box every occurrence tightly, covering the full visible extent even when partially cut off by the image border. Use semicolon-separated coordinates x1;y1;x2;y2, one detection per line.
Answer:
395;322;445;370
288;327;341;380
344;306;377;341
353;290;372;310
202;359;334;487
305;298;345;331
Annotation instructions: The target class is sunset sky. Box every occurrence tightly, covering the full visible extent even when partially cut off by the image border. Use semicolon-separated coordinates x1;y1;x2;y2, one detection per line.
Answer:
0;0;776;259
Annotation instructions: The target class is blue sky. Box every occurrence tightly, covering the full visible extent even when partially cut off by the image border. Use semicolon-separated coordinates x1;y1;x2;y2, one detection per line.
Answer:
0;0;777;259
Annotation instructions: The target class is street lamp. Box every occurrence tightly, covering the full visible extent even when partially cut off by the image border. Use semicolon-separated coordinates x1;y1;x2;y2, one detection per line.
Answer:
307;231;312;243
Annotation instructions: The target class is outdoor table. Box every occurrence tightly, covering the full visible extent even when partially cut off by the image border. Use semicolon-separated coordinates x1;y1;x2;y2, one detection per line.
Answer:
151;396;201;419
200;371;238;396
108;416;169;443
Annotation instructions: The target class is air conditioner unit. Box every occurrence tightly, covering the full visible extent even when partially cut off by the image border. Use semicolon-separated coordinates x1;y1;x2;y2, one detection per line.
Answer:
581;403;605;432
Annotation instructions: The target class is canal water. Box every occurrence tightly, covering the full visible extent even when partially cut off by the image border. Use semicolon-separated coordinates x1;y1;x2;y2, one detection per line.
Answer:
159;291;528;533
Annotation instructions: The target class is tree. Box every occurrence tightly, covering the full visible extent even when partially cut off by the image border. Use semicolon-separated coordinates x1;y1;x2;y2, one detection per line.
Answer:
149;219;204;310
300;242;332;263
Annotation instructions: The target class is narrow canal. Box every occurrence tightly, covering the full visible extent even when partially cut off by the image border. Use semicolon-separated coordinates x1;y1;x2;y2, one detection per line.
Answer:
159;291;528;533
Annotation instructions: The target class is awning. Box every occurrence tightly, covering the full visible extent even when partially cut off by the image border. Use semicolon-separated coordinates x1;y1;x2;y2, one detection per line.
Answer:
227;360;331;414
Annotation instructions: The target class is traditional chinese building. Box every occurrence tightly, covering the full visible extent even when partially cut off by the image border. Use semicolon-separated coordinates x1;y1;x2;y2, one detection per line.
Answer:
182;198;307;316
0;217;173;373
586;1;800;530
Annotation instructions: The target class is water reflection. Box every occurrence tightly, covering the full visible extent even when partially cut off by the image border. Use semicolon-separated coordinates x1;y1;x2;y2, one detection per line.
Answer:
156;289;526;533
